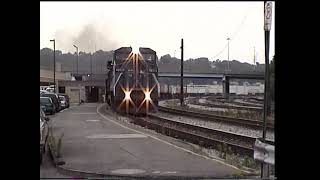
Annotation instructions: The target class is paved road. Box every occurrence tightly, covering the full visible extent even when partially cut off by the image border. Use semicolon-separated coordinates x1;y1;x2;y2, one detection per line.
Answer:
47;103;246;178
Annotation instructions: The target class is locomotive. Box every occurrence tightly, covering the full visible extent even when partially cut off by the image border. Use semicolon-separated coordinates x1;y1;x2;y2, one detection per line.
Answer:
106;47;159;115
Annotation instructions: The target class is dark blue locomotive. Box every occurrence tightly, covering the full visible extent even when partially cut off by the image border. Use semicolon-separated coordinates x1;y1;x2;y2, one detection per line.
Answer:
106;47;159;115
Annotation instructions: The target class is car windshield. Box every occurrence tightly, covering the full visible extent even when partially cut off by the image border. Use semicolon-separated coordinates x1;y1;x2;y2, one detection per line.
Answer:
40;98;51;104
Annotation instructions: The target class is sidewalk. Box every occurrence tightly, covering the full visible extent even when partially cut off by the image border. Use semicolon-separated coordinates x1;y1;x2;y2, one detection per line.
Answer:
50;103;246;178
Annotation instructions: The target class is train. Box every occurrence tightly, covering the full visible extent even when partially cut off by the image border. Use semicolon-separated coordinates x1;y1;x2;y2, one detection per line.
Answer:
106;47;159;115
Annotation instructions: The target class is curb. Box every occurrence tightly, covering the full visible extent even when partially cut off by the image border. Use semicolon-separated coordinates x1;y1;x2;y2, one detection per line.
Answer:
47;130;65;166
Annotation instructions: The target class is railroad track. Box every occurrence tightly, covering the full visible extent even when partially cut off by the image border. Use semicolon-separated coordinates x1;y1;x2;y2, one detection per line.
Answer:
189;101;263;112
205;97;264;107
130;114;273;158
158;105;274;130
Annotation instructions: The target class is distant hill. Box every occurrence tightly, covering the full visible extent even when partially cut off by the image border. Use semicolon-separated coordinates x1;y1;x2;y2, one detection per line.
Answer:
40;49;266;75
158;54;265;74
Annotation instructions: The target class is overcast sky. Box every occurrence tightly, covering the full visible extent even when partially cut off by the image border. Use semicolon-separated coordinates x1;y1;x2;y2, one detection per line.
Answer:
40;1;275;64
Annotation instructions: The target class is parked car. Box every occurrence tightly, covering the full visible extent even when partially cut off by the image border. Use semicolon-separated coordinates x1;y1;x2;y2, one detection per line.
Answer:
46;87;55;93
58;95;67;109
40;90;48;95
58;94;70;108
40;97;56;115
40;106;50;165
41;93;62;112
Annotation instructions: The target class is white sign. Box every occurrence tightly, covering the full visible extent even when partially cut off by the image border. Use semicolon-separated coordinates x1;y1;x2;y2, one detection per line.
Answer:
254;139;275;165
264;1;273;31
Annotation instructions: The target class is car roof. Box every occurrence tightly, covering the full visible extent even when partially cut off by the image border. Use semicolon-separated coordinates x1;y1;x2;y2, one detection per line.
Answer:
42;93;57;96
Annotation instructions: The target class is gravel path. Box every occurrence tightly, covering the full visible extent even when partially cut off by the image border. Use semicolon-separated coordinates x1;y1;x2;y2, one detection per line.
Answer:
187;104;249;113
153;111;274;141
233;99;263;107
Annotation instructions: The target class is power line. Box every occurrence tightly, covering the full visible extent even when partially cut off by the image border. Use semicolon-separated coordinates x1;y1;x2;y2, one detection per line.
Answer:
212;43;228;59
211;7;252;61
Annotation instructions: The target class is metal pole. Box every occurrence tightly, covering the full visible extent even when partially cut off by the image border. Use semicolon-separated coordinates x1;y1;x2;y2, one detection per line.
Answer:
180;39;184;106
90;53;93;76
73;45;79;76
261;30;270;178
50;39;56;93
227;38;230;71
254;46;256;71
77;48;79;75
53;40;56;93
261;1;272;178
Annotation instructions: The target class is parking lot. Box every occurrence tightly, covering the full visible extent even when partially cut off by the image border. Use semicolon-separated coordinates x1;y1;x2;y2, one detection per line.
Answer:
40;87;73;178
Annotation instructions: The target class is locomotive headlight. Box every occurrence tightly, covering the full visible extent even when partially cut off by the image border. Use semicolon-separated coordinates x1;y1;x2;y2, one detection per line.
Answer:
132;46;139;54
144;91;151;101
124;91;131;100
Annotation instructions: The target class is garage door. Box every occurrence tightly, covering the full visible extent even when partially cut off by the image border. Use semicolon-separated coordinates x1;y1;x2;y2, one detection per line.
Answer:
69;89;80;103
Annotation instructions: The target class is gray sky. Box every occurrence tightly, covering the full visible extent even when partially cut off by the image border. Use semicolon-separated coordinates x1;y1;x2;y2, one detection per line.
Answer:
40;1;275;64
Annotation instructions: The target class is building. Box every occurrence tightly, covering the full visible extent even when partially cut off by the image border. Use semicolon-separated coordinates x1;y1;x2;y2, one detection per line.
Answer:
40;64;106;103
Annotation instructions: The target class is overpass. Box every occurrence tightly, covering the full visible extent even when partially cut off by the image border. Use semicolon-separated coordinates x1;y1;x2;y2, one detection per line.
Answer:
158;72;265;99
158;72;265;80
40;69;72;88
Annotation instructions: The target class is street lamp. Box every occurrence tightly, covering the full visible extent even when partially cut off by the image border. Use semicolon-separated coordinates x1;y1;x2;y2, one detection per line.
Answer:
50;39;56;93
253;46;256;71
227;37;231;72
90;52;93;77
73;45;79;75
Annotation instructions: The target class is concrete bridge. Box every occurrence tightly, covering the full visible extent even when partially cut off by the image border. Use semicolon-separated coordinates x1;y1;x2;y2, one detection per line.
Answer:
158;72;265;99
158;72;264;80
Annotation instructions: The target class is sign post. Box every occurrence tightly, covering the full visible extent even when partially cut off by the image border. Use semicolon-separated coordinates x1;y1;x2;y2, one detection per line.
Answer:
261;1;273;178
180;39;184;106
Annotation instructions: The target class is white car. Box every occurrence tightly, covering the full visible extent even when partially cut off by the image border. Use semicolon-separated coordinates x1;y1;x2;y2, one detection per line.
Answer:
45;88;55;93
59;95;67;109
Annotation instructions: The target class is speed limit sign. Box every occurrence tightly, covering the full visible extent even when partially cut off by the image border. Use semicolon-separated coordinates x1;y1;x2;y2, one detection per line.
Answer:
264;1;273;31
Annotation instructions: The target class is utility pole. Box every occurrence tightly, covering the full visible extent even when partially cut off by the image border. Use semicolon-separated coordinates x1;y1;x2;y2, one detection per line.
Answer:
253;46;256;71
73;45;79;75
227;37;231;72
180;38;184;106
90;53;93;77
261;1;272;178
50;39;56;93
